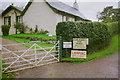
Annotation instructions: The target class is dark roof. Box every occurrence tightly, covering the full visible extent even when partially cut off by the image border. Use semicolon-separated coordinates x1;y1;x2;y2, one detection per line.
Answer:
1;5;23;16
46;0;88;20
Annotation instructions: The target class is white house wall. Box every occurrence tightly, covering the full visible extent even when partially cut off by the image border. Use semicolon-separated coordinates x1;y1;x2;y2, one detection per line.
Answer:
0;15;2;35
23;1;63;35
2;10;21;35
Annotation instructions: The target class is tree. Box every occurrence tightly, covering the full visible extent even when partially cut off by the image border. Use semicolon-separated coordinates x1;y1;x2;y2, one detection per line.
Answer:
97;6;119;23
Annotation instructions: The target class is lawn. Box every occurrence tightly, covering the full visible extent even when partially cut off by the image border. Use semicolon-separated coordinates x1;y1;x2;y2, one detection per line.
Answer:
10;34;56;39
62;34;119;63
2;34;56;50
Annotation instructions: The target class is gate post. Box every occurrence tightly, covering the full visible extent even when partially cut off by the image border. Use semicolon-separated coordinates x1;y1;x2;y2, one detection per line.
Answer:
34;43;37;66
0;49;2;79
59;36;62;62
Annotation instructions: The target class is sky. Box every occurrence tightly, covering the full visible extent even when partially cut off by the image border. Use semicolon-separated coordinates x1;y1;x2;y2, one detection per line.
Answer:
0;0;119;21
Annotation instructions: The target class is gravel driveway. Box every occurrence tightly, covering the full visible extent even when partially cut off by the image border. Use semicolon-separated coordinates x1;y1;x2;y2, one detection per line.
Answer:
1;38;118;78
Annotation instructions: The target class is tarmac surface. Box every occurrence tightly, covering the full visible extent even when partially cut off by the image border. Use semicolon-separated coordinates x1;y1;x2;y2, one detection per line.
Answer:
1;38;119;78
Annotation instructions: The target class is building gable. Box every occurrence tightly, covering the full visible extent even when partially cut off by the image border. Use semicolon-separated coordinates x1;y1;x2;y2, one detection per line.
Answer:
2;5;22;16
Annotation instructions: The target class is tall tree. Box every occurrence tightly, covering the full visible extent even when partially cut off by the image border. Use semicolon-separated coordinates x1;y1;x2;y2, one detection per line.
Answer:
97;6;119;23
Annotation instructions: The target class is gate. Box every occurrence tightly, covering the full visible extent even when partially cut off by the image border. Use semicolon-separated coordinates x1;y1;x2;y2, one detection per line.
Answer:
1;41;60;73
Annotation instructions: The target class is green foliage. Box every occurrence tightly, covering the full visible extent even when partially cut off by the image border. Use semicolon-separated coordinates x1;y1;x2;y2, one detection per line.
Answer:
14;23;28;34
1;25;11;36
62;34;119;63
2;61;14;79
107;22;119;36
34;25;39;34
2;73;14;79
56;21;111;58
3;36;54;50
33;25;49;34
10;34;56;39
29;28;33;34
97;6;119;22
39;29;49;34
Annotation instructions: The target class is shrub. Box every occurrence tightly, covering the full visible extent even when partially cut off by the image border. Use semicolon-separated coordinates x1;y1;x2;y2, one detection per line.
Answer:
29;28;33;34
56;21;111;58
39;29;49;34
1;25;11;36
107;22;119;36
34;25;39;34
14;23;28;34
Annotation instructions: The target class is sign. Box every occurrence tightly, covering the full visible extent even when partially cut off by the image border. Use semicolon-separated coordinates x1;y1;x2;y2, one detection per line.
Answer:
71;50;86;58
63;42;72;48
73;38;87;49
86;38;89;45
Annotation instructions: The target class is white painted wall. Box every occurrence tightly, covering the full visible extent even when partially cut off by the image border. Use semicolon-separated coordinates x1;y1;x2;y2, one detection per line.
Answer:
0;15;2;35
23;0;64;35
2;10;21;35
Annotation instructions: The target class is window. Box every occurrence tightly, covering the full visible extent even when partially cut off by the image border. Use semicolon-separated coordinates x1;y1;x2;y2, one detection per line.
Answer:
62;16;66;21
4;16;11;25
66;17;70;21
17;16;23;23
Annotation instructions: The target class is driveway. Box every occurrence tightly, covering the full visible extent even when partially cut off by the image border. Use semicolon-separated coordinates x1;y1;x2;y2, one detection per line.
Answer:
14;52;118;78
1;38;118;78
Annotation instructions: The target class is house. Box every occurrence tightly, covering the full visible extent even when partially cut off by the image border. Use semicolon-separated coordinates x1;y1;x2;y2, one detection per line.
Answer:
0;0;89;35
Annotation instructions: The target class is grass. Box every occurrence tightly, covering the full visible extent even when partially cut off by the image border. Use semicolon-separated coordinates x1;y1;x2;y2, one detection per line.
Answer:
2;73;14;80
10;34;56;39
2;35;55;50
0;61;14;80
0;61;1;80
62;34;119;63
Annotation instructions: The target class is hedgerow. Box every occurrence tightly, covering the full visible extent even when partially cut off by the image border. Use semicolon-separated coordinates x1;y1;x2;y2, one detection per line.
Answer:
107;21;119;36
56;21;111;58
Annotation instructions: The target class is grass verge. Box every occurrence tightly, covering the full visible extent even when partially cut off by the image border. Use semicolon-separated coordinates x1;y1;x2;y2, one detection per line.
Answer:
62;34;119;63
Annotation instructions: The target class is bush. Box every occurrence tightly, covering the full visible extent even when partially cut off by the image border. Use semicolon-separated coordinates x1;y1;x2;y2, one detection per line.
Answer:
39;29;49;34
14;23;28;34
34;25;39;34
107;22;119;36
29;28;33;34
1;25;11;36
56;21;111;58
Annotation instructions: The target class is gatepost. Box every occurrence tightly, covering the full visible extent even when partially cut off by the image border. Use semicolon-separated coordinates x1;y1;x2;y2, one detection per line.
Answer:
59;36;62;62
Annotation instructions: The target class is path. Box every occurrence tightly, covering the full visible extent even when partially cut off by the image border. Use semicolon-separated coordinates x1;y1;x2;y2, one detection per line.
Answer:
1;38;118;78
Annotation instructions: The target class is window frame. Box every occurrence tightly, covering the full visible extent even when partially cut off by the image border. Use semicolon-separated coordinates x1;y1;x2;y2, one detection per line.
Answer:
16;16;23;23
4;16;11;26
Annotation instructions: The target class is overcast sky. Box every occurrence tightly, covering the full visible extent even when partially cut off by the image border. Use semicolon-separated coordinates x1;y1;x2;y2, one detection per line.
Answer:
0;0;119;21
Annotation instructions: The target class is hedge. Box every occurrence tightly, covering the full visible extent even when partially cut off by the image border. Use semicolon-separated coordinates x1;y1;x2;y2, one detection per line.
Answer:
107;21;119;36
1;25;11;36
56;21;111;58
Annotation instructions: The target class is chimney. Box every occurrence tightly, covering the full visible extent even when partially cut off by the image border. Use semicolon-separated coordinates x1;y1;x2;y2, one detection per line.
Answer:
73;0;79;10
11;3;14;6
